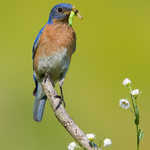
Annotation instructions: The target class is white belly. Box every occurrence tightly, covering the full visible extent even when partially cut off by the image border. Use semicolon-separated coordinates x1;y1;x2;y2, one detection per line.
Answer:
38;48;70;82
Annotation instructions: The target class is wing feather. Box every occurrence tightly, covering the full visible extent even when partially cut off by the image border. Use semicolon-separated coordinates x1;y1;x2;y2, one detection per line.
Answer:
32;25;46;59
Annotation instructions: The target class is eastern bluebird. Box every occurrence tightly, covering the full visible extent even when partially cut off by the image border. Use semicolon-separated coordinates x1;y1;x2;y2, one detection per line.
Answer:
32;3;81;122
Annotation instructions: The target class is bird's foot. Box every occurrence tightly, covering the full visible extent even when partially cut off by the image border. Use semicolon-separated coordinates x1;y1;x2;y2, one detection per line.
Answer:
43;72;49;83
54;95;66;110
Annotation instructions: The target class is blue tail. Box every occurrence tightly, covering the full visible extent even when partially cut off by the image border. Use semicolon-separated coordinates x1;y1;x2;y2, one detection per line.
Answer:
33;73;47;122
33;95;47;122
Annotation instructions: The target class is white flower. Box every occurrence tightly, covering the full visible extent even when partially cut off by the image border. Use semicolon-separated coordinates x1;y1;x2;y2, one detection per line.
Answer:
68;142;78;150
120;99;130;109
104;138;112;147
86;133;96;140
131;89;140;96
122;78;131;86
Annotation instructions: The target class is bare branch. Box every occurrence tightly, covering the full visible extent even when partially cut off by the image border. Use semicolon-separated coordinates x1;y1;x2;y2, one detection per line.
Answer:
42;77;99;150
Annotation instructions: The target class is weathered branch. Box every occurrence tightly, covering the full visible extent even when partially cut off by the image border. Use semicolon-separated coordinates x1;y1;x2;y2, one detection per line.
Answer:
42;77;99;150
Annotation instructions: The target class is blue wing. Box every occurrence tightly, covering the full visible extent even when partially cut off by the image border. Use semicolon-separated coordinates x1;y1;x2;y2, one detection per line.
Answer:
32;25;47;122
32;25;46;60
32;25;46;96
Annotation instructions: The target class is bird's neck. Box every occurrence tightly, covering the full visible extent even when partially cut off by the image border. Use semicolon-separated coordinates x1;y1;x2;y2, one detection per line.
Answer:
48;17;70;25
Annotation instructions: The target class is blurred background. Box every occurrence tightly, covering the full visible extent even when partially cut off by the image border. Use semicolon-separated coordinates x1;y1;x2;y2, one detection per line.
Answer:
0;0;150;149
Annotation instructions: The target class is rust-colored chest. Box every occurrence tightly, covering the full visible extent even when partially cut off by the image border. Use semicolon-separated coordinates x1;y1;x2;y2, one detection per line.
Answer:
33;23;76;79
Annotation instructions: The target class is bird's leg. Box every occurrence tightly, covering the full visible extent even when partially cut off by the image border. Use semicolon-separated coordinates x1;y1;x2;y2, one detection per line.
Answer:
59;78;66;107
55;78;65;110
44;72;49;83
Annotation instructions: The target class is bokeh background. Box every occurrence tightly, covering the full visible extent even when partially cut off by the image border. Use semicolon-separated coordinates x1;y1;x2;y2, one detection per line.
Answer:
0;0;150;149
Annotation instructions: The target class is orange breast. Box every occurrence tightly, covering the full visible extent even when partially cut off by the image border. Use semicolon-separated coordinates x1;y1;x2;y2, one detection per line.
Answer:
33;23;76;77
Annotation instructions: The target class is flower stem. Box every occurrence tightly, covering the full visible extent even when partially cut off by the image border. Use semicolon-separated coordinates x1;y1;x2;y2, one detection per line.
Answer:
130;94;140;150
136;125;139;150
129;86;140;150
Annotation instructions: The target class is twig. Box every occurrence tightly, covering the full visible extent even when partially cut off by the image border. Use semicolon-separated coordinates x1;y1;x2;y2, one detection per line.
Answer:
42;76;99;150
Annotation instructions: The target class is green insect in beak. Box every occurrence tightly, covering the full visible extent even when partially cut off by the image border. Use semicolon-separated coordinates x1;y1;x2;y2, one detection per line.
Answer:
69;8;83;26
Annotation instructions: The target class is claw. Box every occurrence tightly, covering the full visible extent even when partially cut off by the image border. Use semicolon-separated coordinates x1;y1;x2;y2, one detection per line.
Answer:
54;94;66;110
54;95;62;99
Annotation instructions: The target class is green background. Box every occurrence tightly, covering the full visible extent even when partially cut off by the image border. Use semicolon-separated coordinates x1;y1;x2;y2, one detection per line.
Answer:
0;0;149;149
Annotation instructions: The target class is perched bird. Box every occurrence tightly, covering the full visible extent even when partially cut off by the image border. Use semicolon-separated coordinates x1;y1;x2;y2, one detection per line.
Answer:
32;3;81;122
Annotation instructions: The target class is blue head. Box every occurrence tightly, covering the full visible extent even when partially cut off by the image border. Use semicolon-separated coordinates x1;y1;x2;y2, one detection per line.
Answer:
48;3;73;24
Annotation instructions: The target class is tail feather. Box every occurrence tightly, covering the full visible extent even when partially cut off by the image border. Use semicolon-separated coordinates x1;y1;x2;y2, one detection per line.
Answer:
33;95;47;122
33;74;47;122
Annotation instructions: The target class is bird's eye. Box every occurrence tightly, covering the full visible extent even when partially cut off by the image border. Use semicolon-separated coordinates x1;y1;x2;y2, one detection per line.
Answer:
57;7;63;13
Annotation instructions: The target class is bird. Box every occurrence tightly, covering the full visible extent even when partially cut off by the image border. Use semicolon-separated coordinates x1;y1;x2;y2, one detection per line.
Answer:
32;3;81;122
